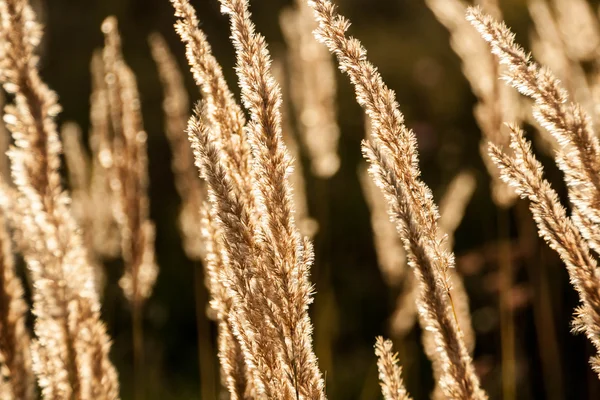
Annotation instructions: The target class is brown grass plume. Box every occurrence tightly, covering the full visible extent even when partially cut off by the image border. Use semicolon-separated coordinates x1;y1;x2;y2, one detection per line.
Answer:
0;0;119;398
307;0;486;397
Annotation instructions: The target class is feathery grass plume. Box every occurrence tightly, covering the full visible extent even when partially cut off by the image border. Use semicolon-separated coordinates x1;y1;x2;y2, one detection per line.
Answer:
436;173;476;370
101;17;157;400
438;174;477;345
364;142;484;399
274;58;318;238
472;25;596;393
274;55;333;378
488;123;600;377
467;7;600;265
359;117;407;287
370;172;474;400
199;203;249;399
149;32;206;260
0;210;35;399
374;337;411;400
308;1;486;398
280;0;340;178
88;51;121;260
170;0;254;210
101;16;157;306
368;169;476;399
218;0;327;397
177;0;324;393
61;122;106;295
362;167;476;348
170;2;268;396
188;108;294;399
424;171;476;372
425;172;477;400
0;0;119;398
422;271;475;400
425;0;518;208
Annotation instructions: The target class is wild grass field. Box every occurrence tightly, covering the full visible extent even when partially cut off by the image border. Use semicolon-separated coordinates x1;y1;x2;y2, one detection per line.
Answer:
0;0;600;399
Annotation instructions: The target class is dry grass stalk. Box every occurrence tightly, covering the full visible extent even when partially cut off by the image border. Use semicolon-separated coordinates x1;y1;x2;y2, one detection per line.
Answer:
177;1;324;398
0;211;35;399
199;204;248;399
365;142;483;398
280;0;340;178
488;123;600;377
0;181;27;256
363;115;475;350
101;17;157;400
218;0;326;396
427;172;477;400
404;172;477;399
179;0;327;395
88;51;121;260
527;0;568;83
149;32;206;260
308;0;486;398
101;17;157;306
467;7;600;268
439;172;477;354
170;1;259;396
171;0;253;210
189;108;295;399
0;0;119;398
422;270;475;400
469;24;599;393
374;337;411;400
363;168;477;384
362;166;476;343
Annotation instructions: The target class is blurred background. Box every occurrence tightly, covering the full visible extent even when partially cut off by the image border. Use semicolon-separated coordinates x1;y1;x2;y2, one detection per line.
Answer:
24;0;600;398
